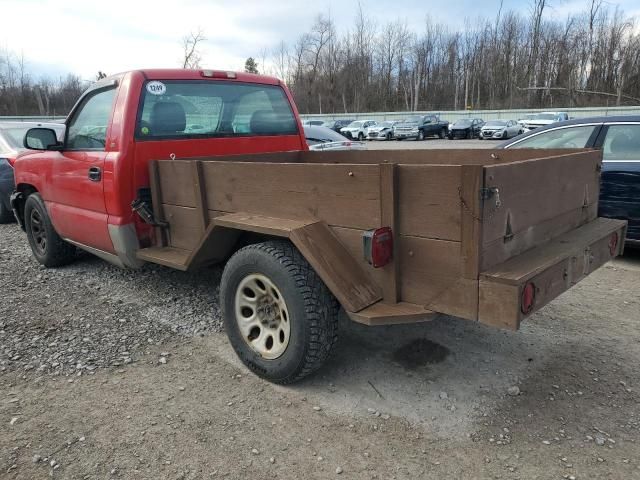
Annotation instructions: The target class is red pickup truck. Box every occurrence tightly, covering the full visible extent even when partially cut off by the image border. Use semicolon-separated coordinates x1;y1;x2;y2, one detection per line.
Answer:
12;69;307;268
12;69;625;384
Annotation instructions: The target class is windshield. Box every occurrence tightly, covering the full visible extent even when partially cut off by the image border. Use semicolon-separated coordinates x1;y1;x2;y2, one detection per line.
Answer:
403;116;421;123
304;126;348;145
453;119;472;127
347;121;363;128
485;121;507;127
532;113;558;121
379;121;394;128
137;80;298;139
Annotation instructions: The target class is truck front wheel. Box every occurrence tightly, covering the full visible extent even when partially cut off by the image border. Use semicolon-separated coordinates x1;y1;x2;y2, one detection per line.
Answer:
24;193;76;267
221;241;339;384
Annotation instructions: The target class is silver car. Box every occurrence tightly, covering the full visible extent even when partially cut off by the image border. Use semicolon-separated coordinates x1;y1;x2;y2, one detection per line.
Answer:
480;119;522;140
304;125;366;151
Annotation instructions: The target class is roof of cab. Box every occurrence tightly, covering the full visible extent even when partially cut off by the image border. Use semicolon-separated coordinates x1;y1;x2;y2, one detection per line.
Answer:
105;69;282;86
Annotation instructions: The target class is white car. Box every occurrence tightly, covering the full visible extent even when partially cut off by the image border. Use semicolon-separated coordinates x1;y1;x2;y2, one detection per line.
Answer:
304;125;366;151
366;121;397;140
340;120;377;140
521;112;569;131
479;120;523;140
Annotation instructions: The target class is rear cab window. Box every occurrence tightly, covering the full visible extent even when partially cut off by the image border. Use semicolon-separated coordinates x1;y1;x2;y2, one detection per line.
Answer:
508;125;598;149
136;81;298;140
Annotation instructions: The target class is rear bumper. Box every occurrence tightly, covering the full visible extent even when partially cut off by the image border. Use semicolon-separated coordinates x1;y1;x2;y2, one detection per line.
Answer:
478;217;627;330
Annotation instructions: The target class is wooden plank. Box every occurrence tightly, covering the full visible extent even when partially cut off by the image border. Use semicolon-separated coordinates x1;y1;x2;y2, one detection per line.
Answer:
397;235;478;320
157;160;197;207
202;162;381;230
289;221;382;312
379;163;398;303
397;165;462;240
481;151;601;260
460;165;484;279
214;213;314;237
331;226;386;288
481;217;626;285
136;246;190;271
148;161;167;247
478;280;520;330
185;223;241;270
348;301;437;326
162;204;202;250
192;160;209;232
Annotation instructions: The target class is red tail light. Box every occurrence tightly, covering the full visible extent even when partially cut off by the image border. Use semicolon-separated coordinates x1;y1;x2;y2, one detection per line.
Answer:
363;227;393;268
521;282;536;315
609;232;619;256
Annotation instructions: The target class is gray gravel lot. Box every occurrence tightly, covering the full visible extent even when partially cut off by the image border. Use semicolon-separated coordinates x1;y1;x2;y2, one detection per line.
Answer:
1;140;639;479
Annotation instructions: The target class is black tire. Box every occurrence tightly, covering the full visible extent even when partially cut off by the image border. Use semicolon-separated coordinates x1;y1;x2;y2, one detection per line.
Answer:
447;134;453;140
357;132;364;141
438;128;446;139
24;193;75;267
396;137;404;141
417;130;425;141
0;199;14;224
221;240;339;384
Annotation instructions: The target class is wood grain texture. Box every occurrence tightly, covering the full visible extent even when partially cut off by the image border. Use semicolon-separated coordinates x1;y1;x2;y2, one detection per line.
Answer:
397;235;478;320
460;165;484;279
162;205;202;250
185;223;241;270
202;162;381;230
379;163;399;303
192;161;209;233
157;160;196;207
348;301;437;326
214;213;315;237
397;165;462;240
136;246;190;271
481;150;601;268
289;221;382;312
149;161;167;247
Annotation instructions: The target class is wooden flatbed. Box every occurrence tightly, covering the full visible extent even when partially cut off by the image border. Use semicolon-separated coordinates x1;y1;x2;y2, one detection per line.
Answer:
137;148;626;331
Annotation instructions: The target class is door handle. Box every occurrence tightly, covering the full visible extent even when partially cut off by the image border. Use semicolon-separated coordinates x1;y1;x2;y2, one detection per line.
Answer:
88;166;102;182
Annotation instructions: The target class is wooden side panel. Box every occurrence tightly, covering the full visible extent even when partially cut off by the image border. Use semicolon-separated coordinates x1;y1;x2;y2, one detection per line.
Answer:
481;150;601;270
162;205;202;251
397;235;478;320
478;280;520;330
397;165;462;240
214;213;313;237
379;163;398;303
290;222;382;312
157;160;197;207
331;227;386;289
202;162;381;230
460;165;484;279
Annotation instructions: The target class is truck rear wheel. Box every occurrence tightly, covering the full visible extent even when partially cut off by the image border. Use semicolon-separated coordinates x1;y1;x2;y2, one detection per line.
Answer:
24;193;75;267
221;240;339;384
438;128;446;139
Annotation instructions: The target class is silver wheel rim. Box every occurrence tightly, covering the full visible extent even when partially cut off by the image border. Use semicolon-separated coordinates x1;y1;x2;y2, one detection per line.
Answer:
234;273;291;360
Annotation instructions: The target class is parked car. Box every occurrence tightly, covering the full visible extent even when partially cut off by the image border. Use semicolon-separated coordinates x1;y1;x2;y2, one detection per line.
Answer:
340;120;377;140
393;115;448;140
516;114;536;128
0;122;65;223
322;119;355;135
304;125;365;151
499;115;640;245
366;121;397;140
303;119;325;126
521;112;569;131
448;118;484;139
480;119;523;140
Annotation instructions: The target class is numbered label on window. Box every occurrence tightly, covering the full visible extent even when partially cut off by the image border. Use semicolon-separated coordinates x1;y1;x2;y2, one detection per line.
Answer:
146;81;167;96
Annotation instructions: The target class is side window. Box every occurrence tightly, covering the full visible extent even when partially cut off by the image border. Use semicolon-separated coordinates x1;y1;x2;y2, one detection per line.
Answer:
66;87;116;150
509;125;597;149
602;124;640;161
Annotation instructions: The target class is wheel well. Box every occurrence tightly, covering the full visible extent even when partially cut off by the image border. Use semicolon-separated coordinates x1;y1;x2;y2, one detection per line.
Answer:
13;184;38;229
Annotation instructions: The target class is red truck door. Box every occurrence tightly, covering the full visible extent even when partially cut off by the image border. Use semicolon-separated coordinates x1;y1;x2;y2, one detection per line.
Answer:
48;85;118;253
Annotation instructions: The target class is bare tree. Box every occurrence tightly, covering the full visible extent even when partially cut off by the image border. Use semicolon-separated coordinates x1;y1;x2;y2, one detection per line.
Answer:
182;29;205;69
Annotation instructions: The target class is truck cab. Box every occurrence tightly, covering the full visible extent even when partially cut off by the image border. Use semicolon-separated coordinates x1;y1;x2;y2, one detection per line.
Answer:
12;69;307;268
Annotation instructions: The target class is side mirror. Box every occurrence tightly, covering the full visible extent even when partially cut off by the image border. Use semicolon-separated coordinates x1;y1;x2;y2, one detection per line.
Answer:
24;128;62;151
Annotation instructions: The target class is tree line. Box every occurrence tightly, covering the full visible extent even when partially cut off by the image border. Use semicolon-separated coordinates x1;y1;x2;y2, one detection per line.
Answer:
0;49;87;117
258;0;640;114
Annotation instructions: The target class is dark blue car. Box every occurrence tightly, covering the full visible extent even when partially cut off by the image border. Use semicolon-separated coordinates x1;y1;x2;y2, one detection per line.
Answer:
500;116;640;246
0;122;65;223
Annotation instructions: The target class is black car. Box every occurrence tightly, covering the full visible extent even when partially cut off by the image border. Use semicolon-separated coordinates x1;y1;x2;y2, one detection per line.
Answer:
322;119;355;135
0;122;65;223
499;115;640;245
448;118;484;139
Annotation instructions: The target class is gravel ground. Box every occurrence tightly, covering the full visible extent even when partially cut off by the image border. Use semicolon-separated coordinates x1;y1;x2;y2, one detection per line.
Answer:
1;185;640;478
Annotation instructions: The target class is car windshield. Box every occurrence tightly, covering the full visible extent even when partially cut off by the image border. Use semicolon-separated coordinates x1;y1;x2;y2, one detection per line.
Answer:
347;121;363;128
485;121;507;127
533;114;558;120
379;121;394;128
453;119;472;127
322;121;335;127
304;126;348;145
403;116;421;123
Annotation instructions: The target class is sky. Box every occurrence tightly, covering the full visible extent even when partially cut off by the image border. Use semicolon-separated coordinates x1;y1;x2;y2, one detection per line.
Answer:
1;0;639;81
